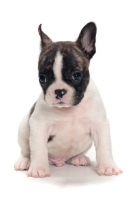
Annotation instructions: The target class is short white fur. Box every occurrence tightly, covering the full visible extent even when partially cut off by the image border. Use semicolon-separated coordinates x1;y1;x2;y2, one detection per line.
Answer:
53;51;63;81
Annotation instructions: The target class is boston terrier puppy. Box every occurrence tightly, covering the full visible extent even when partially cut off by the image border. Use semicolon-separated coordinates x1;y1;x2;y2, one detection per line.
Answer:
14;22;122;178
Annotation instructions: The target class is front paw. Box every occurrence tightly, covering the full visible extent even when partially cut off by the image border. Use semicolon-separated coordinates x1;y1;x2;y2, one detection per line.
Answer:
27;165;51;178
97;162;122;176
14;157;30;171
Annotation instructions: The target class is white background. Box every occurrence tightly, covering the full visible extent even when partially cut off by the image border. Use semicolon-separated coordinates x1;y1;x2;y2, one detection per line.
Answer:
0;0;133;199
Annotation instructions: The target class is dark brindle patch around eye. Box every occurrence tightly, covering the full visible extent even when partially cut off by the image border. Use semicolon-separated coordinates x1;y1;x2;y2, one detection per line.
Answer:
60;43;90;105
38;45;58;95
39;67;55;95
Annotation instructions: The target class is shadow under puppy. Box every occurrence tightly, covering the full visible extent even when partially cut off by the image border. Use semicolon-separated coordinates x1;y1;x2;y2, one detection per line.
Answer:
14;22;122;178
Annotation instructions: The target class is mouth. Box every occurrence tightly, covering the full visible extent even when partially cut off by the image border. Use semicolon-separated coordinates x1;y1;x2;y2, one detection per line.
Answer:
53;101;66;106
57;101;65;105
51;101;71;108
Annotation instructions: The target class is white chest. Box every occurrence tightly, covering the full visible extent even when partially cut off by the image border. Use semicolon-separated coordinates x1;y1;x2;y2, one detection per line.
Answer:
47;116;93;162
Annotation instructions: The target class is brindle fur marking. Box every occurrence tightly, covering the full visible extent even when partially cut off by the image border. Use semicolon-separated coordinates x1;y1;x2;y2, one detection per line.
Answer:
48;135;55;143
29;102;36;117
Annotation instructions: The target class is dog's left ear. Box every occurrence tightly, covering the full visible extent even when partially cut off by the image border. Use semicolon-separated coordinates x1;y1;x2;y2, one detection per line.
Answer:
76;22;97;59
38;24;53;49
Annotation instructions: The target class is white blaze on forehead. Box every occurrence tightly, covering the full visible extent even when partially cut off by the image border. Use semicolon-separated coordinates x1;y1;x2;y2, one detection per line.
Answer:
53;51;63;81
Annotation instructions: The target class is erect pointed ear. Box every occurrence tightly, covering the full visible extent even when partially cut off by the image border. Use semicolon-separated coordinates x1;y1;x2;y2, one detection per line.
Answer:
38;24;53;49
76;22;97;59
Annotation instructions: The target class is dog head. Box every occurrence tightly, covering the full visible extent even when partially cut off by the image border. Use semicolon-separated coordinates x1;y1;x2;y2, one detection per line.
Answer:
38;22;97;108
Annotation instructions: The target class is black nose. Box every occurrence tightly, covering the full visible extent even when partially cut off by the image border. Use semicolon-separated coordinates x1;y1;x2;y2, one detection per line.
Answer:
55;89;67;99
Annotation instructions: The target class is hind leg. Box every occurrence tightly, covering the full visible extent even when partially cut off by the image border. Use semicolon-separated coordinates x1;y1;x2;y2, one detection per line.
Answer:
66;143;93;166
66;146;92;166
66;154;91;166
14;114;30;171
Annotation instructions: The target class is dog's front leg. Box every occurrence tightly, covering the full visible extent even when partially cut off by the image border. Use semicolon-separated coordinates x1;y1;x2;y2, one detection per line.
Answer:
91;121;122;176
27;117;50;178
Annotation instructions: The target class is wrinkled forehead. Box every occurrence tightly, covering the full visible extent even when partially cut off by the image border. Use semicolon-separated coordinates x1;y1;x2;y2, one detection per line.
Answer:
38;42;89;71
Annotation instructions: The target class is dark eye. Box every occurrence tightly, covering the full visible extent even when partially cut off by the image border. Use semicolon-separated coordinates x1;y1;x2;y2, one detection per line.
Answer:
39;75;47;84
72;71;83;81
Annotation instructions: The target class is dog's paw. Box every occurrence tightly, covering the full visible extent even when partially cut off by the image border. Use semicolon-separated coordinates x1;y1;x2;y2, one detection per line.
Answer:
14;157;30;171
97;162;123;176
27;166;51;178
67;155;91;166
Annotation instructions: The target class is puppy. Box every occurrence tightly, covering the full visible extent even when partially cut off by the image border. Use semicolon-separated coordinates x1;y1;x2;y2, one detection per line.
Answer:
14;22;122;178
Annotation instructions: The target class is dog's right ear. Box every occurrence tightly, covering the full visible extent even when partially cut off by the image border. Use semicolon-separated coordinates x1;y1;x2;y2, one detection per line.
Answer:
38;24;53;49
